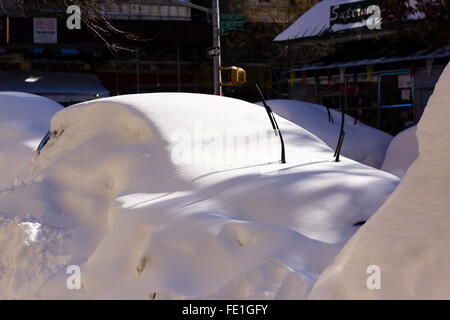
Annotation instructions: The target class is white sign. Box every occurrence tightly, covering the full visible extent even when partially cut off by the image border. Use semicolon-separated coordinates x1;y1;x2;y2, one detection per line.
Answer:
34;18;57;44
401;89;411;101
207;47;220;58
398;74;412;88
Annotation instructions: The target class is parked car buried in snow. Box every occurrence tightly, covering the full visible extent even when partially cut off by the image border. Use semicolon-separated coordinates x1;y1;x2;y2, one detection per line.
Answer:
1;93;399;299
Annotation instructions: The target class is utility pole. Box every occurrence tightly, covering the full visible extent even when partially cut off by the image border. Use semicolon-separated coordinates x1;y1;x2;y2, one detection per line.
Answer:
177;47;181;92
136;47;140;93
170;0;222;95
212;0;222;95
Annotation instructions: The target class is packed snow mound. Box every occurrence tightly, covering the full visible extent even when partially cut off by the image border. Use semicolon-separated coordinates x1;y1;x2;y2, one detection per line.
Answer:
309;63;450;299
256;99;392;168
381;126;418;178
0;93;399;299
0;92;63;190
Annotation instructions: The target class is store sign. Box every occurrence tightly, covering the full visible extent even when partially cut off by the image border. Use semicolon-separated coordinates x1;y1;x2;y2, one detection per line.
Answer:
33;18;57;44
330;0;379;27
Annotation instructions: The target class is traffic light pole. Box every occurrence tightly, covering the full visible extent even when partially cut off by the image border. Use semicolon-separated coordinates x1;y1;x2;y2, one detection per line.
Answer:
212;0;222;95
170;0;222;95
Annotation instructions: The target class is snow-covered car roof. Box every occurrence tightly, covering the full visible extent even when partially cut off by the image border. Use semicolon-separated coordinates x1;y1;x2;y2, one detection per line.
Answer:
0;91;63;189
0;91;63;140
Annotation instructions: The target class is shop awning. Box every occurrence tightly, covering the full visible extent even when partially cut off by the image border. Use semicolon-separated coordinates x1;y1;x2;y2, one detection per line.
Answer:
0;71;109;103
289;45;450;73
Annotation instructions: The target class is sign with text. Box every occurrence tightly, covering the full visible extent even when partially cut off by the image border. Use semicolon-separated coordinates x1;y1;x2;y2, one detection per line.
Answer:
33;18;57;44
220;14;245;36
330;0;379;27
207;47;220;58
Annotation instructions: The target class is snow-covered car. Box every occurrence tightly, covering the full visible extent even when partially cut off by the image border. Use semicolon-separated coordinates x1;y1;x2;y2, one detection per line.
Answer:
0;91;63;190
0;93;399;299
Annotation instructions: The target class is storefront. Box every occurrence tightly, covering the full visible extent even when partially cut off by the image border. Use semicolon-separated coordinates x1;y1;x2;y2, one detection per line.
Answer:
0;1;213;102
274;0;450;135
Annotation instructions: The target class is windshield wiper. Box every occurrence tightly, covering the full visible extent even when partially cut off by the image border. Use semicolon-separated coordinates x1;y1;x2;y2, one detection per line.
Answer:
334;104;346;162
256;84;286;164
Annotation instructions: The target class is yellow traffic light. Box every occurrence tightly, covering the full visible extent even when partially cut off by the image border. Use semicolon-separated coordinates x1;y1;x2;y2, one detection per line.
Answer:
220;66;246;86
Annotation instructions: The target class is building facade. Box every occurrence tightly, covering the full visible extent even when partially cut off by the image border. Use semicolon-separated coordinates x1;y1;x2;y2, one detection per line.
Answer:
275;0;450;135
0;0;213;104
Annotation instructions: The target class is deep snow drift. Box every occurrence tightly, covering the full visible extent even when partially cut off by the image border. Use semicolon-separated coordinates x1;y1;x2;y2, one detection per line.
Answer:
381;126;418;178
256;99;393;168
0;92;62;190
0;93;399;299
309;63;450;299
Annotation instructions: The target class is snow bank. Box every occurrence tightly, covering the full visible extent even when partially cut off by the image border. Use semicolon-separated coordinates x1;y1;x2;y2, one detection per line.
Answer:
256;99;392;168
0;92;62;190
381;126;418;178
0;93;399;299
309;63;450;299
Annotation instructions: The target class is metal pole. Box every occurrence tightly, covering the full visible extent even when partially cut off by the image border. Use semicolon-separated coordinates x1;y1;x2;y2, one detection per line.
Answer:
377;74;381;129
136;47;140;93
177;47;181;92
212;0;222;95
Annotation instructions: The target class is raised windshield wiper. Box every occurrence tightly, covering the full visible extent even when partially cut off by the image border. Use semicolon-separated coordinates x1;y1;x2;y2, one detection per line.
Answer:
255;84;286;164
334;104;346;162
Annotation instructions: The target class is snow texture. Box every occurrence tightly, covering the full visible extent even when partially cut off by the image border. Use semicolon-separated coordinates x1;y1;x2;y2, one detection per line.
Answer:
381;126;418;178
0;92;63;190
309;63;450;299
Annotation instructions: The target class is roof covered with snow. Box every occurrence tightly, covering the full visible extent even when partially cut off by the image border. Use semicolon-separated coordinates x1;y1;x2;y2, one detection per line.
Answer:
0;91;63;190
274;0;420;42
